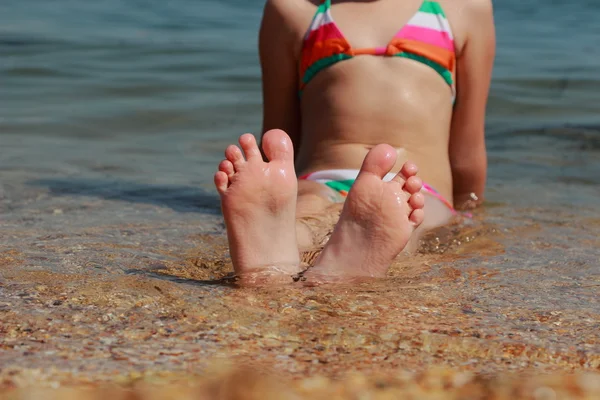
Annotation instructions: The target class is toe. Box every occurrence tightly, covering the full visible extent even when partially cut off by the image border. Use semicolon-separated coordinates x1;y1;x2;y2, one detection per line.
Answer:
403;175;423;195
358;144;397;179
408;192;425;210
261;129;295;162
400;161;418;178
214;171;229;194
409;208;425;226
219;159;235;178
225;144;245;169
239;133;262;160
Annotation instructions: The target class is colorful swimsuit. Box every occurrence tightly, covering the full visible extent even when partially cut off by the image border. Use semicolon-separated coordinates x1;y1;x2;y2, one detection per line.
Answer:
299;0;456;99
300;169;456;213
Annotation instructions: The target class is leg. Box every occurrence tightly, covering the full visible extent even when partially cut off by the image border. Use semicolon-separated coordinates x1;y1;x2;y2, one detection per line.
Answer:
294;180;344;251
402;192;455;253
305;145;425;281
214;130;301;282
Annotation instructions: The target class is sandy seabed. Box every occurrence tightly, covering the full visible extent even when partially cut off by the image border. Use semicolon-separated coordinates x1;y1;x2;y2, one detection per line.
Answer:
1;182;599;399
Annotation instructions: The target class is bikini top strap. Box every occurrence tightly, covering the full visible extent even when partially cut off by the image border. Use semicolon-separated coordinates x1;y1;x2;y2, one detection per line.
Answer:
323;0;331;8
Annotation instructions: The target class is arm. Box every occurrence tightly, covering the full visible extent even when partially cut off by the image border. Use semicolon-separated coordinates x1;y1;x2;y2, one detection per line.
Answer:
448;0;495;209
258;0;302;154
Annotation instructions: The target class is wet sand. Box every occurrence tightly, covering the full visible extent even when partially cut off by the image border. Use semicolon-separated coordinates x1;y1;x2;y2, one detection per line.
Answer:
1;179;599;398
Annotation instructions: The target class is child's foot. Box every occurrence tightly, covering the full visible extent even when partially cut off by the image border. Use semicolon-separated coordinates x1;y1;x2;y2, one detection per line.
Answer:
306;145;425;281
214;129;301;283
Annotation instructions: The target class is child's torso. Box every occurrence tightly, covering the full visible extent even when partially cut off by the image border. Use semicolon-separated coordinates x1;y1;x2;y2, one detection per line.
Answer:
286;0;468;202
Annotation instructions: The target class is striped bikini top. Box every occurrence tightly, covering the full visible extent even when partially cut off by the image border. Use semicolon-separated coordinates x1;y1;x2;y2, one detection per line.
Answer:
299;0;456;100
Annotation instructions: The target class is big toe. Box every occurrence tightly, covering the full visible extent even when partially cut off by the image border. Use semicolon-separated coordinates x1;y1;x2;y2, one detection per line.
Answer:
262;129;295;162
359;144;397;179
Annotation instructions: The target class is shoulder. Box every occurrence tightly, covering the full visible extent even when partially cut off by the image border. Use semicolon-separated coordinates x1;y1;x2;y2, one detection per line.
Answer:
439;0;494;56
460;0;494;25
260;0;318;55
262;0;316;30
461;0;495;49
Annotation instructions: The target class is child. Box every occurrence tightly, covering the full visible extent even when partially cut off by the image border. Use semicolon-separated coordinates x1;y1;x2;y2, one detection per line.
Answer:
214;0;495;284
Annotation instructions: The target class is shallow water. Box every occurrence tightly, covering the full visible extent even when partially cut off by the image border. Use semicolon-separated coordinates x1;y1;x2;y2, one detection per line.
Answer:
1;0;599;392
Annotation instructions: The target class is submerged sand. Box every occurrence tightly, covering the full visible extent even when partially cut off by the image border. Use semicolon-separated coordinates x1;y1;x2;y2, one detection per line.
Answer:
0;180;599;398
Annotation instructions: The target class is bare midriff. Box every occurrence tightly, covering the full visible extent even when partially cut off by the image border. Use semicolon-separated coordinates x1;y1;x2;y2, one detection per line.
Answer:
296;56;455;204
